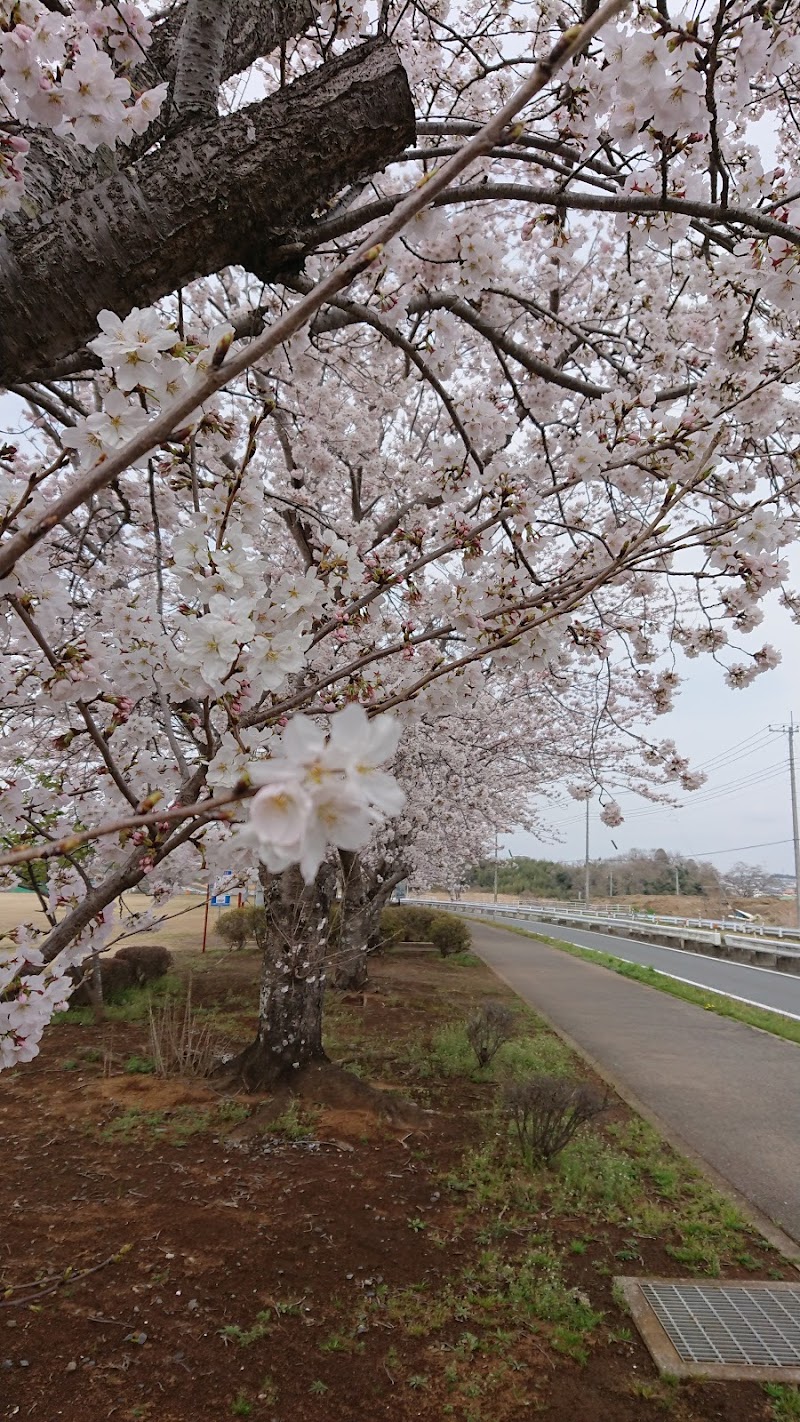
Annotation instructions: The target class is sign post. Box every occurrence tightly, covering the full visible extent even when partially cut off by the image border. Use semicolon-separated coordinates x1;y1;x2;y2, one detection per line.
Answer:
201;884;210;954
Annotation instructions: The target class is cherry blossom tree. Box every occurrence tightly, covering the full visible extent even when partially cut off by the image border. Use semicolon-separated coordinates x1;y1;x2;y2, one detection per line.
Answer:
330;656;707;990
2;0;800;1076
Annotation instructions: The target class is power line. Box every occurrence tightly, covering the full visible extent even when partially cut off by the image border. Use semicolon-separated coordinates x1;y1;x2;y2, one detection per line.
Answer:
546;762;786;830
542;734;784;830
618;763;786;818
679;837;794;859
692;728;777;773
687;734;781;777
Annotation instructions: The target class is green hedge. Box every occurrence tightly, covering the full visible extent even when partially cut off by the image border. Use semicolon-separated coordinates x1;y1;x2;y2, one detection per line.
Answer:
380;904;471;957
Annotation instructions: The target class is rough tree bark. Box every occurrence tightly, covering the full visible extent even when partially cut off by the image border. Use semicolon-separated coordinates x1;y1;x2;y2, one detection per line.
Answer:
171;0;234;120
9;0;317;221
229;862;338;1090
332;851;373;992
0;38;415;386
332;851;407;991
144;0;316;93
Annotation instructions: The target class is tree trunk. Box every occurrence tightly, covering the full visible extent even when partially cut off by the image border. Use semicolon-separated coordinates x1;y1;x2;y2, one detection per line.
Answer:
332;853;407;990
229;862;337;1090
332;851;371;991
87;951;105;1025
0;37;415;385
143;0;316;95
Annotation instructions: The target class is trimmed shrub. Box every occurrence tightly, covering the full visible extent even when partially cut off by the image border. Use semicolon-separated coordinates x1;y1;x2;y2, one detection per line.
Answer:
116;944;172;985
379;905;408;946
383;904;437;942
70;955;135;1006
245;905;267;949
428;912;471;957
216;906;252;950
379;905;472;955
503;1075;608;1166
465;1000;516;1068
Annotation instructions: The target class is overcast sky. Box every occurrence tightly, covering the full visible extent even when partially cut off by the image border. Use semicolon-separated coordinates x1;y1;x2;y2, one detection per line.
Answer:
508;567;800;876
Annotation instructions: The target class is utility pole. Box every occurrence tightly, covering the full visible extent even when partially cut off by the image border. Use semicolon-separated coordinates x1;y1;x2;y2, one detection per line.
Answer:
769;715;800;930
674;864;680;897
493;830;499;905
609;869;614;898
584;795;591;908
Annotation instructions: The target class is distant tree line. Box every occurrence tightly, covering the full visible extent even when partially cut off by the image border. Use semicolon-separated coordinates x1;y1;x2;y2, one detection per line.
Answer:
467;848;727;899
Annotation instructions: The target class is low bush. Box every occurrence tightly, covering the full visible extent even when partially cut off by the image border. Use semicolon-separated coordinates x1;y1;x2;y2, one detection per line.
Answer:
503;1075;609;1166
378;905;404;946
381;905;472;956
465;1000;516;1067
70;955;135;1006
116;944;172;984
246;906;267;949
381;904;437;943
217;905;268;950
216;906;252;950
429;912;471;957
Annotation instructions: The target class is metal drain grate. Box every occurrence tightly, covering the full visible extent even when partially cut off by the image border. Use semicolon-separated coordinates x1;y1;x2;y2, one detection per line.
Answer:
616;1277;800;1381
640;1282;800;1365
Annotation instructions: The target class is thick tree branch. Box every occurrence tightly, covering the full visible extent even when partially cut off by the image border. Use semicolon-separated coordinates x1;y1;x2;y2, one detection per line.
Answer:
0;38;415;387
171;0;233;120
145;0;316;89
0;0;627;581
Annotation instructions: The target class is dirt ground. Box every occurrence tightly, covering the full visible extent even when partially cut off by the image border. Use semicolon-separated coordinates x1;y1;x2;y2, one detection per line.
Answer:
1;946;794;1422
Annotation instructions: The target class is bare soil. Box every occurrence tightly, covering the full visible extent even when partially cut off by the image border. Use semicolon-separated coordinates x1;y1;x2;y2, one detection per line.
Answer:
0;947;791;1422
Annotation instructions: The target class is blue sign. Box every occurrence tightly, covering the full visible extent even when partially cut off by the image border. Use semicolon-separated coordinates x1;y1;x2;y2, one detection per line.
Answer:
212;894;231;906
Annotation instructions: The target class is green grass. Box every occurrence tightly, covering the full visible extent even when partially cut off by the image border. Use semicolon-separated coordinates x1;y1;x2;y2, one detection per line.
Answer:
765;1383;800;1420
60;973;184;1025
220;1312;273;1348
490;921;800;1047
402;1020;575;1082
98;1101;244;1146
269;1100;317;1140
371;1239;603;1348
447;1115;772;1278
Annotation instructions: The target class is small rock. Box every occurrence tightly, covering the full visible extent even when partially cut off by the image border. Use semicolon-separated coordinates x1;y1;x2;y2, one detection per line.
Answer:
65;1361;78;1373
187;1299;199;1311
124;1331;148;1346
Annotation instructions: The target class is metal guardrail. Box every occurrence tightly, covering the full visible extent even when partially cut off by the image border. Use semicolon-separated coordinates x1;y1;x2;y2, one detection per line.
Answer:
408;898;800;968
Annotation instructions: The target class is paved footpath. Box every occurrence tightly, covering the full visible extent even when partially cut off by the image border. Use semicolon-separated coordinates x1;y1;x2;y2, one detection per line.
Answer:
498;913;800;1018
472;921;800;1244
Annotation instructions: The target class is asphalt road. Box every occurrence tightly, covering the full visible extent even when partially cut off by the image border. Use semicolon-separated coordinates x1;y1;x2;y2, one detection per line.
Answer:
489;913;800;1019
471;920;800;1243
